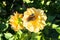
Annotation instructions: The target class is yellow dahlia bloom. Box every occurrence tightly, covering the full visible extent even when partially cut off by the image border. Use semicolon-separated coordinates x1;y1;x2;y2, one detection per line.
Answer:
23;8;47;33
9;12;24;31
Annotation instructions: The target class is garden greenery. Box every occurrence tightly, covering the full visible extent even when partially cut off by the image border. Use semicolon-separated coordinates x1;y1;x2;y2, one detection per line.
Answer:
0;0;60;40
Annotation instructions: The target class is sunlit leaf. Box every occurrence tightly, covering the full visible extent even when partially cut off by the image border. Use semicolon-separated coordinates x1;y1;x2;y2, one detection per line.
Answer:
46;1;51;5
0;37;2;40
58;35;60;39
0;33;3;40
23;0;33;3
41;0;44;5
16;30;23;38
52;24;59;29
46;22;51;26
0;34;3;37
56;27;60;33
4;33;13;39
35;35;41;40
9;37;14;40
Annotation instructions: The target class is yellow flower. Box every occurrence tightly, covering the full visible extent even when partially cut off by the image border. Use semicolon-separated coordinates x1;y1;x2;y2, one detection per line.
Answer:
9;12;24;31
23;8;47;33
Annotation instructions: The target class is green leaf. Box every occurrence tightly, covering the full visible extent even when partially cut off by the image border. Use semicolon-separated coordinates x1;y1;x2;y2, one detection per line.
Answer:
0;34;3;40
9;37;14;40
47;16;56;22
4;33;13;39
56;27;60;33
12;30;23;40
0;37;2;40
0;21;9;32
30;33;41;40
16;30;23;38
52;24;60;33
46;22;51;26
58;35;60;39
21;33;29;40
13;35;18;40
23;0;33;3
0;22;6;32
35;36;41;40
0;34;3;37
52;24;59;29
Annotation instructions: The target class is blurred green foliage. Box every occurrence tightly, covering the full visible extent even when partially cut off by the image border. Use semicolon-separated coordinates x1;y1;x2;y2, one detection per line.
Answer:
0;0;60;40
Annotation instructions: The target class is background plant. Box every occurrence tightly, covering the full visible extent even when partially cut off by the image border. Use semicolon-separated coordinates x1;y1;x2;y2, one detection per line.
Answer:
0;0;60;40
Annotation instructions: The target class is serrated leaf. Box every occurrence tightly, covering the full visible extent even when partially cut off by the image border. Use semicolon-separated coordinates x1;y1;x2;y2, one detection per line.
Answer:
4;33;13;39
